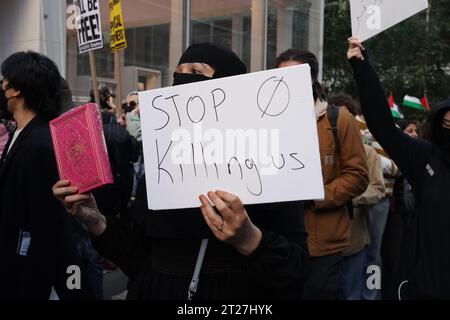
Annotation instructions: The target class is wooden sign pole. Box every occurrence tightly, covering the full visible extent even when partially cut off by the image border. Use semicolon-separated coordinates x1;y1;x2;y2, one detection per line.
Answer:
88;51;101;111
114;50;123;117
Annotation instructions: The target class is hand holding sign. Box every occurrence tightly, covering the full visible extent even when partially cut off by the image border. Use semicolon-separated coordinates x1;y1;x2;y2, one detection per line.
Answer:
199;190;262;256
347;37;365;61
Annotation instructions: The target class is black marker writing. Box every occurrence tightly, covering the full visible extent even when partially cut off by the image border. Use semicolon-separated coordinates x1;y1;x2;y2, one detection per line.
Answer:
214;163;219;179
166;94;182;127
257;76;291;118
211;88;226;122
228;157;243;180
186;96;206;124
200;143;209;178
191;143;197;177
152;95;170;131
290;153;306;170
179;163;184;182
245;158;263;196
156;139;174;184
271;154;286;169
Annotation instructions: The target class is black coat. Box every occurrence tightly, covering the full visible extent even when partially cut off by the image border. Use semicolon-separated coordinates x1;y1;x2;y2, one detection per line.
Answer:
93;179;310;300
0;116;93;300
92;117;139;219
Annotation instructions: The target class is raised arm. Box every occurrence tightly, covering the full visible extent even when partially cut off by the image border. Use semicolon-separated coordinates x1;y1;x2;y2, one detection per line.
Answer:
347;37;432;189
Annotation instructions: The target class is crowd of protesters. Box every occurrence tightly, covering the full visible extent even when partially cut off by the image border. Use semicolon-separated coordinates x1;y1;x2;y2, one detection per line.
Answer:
0;37;449;300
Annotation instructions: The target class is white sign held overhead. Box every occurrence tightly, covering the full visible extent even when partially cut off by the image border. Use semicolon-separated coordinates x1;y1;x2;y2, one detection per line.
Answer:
74;0;103;54
350;0;429;42
139;65;324;211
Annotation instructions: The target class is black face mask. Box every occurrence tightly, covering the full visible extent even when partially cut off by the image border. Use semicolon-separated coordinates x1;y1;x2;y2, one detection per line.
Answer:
0;87;12;119
172;73;212;86
442;127;450;140
441;127;450;156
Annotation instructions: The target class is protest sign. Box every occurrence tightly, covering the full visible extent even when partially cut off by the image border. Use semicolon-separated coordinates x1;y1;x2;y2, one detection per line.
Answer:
350;0;429;42
109;0;127;51
75;0;103;54
109;0;126;116
139;65;324;210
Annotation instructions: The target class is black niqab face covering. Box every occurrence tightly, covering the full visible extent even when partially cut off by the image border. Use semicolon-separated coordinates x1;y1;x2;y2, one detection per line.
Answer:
441;127;450;156
442;127;450;140
173;43;247;87
172;72;212;86
0;88;7;115
0;87;14;118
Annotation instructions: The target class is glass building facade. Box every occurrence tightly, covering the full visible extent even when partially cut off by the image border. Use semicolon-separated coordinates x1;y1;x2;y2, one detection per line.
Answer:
0;0;324;104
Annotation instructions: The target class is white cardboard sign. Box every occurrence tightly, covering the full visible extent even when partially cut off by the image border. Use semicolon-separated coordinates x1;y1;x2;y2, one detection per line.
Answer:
74;0;103;53
350;0;428;42
139;65;324;210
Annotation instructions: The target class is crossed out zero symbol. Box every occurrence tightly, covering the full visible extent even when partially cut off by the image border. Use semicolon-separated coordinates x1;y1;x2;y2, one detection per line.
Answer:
257;76;291;118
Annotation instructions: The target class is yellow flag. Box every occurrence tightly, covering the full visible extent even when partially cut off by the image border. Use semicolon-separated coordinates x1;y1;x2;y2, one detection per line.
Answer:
109;0;127;51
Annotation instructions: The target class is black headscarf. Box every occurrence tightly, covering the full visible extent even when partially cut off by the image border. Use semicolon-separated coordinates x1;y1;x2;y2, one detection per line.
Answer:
175;43;247;83
425;99;450;158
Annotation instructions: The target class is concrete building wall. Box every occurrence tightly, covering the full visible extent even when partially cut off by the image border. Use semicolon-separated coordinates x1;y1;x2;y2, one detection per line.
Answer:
0;0;66;76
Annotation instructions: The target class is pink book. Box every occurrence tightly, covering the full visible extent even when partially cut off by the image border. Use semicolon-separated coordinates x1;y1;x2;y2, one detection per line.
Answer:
50;103;113;194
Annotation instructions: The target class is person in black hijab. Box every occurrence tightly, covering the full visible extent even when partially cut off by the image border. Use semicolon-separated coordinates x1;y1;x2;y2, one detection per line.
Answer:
53;43;309;300
172;42;247;85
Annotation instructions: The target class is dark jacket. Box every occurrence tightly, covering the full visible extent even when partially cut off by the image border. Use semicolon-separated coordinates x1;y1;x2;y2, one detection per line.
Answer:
92;113;139;219
0;116;93;299
92;179;310;300
350;52;450;299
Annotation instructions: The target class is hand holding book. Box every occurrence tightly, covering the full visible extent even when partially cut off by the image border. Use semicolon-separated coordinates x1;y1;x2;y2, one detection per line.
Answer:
52;180;106;236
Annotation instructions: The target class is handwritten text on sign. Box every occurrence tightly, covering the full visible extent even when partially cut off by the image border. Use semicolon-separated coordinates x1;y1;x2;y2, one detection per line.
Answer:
350;0;428;42
74;0;103;54
139;65;324;210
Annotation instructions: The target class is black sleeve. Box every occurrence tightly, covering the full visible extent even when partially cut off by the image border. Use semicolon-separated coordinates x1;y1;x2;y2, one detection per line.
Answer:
92;216;147;279
22;145;63;298
349;53;432;190
24;142;89;299
243;229;310;298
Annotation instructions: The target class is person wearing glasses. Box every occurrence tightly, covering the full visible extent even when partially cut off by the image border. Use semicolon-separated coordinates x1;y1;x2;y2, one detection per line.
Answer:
124;91;143;200
124;91;141;142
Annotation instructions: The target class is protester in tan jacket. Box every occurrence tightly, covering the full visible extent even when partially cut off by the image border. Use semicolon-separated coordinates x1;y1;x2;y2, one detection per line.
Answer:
347;145;385;255
276;50;369;300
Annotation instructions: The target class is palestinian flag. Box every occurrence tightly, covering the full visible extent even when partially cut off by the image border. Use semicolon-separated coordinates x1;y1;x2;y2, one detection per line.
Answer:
403;95;429;111
388;94;403;119
420;96;430;111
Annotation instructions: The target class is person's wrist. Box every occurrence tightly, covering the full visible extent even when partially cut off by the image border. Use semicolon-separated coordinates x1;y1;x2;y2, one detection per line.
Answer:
235;225;262;256
86;213;107;236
